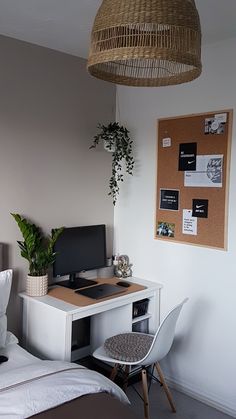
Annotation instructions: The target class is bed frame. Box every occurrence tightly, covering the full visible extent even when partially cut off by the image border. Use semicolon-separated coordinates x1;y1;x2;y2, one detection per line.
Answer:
31;392;138;419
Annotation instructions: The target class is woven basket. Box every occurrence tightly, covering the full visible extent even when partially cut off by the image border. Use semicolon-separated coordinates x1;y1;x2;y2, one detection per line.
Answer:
87;0;202;86
26;274;48;297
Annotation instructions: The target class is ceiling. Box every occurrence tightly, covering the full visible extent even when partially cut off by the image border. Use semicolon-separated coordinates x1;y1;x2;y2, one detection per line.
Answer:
0;0;235;59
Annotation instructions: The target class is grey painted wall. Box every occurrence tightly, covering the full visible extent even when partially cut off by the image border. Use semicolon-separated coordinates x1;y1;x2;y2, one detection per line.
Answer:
0;35;116;336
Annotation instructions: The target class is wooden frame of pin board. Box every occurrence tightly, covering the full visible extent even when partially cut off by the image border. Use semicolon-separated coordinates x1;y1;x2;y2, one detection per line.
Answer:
155;110;233;250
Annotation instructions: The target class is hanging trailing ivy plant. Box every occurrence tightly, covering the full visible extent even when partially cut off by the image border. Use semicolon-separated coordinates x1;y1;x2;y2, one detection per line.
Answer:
90;122;134;205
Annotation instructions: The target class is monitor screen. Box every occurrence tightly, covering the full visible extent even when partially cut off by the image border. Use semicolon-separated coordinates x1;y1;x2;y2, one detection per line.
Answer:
53;224;106;278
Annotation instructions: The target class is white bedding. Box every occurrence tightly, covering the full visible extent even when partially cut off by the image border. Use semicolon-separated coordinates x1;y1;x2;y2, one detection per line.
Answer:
0;343;129;419
0;337;37;374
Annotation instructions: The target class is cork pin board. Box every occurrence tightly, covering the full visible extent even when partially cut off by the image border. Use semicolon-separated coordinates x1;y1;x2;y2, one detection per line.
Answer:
155;110;233;250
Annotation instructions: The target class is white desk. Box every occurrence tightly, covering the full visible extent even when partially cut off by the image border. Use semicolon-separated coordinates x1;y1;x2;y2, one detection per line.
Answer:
19;277;162;362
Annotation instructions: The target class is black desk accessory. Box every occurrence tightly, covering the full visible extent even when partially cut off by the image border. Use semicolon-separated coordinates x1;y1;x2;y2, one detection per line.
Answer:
75;283;126;300
116;281;131;288
57;277;97;290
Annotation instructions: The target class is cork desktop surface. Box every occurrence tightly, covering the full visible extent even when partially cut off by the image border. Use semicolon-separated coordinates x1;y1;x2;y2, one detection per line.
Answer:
48;277;146;307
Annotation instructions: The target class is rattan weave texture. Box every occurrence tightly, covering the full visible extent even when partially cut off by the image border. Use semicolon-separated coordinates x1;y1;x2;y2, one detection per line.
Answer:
87;0;202;87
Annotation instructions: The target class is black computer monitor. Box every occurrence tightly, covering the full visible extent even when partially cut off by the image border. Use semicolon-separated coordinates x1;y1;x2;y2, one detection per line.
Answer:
53;224;106;289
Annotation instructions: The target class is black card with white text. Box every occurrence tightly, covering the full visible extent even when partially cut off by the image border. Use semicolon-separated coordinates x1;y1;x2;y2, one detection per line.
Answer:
178;143;197;171
160;189;179;211
192;199;209;218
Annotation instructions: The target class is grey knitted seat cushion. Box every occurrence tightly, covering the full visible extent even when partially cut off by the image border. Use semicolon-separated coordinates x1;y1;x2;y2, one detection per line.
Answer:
104;333;154;362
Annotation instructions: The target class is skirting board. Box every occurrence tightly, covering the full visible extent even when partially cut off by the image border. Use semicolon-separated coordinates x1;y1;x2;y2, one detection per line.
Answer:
164;373;236;418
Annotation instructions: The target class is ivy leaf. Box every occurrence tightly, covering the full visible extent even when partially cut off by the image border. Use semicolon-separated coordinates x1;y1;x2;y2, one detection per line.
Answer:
89;122;134;205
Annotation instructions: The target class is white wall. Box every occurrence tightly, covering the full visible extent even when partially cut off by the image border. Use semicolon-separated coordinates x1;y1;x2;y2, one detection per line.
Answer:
115;38;236;417
0;35;116;336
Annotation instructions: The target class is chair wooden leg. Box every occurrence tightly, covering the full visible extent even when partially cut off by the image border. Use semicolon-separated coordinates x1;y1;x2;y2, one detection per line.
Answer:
123;365;130;392
141;368;150;419
110;363;119;381
155;362;176;413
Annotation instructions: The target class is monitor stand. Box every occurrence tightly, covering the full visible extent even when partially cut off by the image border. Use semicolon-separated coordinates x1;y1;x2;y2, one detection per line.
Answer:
56;273;97;290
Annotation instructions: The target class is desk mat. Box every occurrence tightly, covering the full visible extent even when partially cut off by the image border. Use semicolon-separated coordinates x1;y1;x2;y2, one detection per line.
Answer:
48;277;146;307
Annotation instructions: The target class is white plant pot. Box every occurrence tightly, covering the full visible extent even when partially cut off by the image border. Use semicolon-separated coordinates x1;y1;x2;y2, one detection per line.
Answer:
26;274;48;297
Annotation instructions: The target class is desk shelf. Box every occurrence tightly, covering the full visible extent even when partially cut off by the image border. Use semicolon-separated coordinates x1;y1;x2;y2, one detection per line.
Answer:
132;313;152;325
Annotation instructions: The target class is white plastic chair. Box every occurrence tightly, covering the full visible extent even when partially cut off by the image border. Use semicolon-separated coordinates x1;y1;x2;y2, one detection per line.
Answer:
93;298;188;419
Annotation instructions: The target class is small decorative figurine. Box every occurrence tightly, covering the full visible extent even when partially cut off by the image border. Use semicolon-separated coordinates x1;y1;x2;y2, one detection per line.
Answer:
115;255;132;278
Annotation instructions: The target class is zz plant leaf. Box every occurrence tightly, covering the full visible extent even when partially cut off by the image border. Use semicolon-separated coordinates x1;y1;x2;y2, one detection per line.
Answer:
11;213;64;276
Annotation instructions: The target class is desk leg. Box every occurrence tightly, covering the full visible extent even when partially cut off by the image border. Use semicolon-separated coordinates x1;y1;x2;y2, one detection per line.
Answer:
64;315;73;362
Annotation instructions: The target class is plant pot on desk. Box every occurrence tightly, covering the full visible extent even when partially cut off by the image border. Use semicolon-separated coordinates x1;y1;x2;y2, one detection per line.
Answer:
26;274;48;297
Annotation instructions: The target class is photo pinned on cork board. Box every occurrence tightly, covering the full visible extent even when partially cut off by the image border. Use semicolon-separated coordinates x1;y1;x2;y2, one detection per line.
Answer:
155;110;233;250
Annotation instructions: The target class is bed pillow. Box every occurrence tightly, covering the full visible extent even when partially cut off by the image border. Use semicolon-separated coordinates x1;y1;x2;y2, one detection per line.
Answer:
0;270;12;348
5;331;19;346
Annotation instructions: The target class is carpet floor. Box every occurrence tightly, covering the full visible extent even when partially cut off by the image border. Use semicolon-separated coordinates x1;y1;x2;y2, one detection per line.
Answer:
127;382;233;419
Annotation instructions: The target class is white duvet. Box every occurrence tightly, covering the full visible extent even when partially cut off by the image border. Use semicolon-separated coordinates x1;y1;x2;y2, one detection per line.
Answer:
0;359;129;418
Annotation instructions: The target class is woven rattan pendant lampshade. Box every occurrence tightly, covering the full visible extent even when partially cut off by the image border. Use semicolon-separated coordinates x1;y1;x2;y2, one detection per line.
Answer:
87;0;202;87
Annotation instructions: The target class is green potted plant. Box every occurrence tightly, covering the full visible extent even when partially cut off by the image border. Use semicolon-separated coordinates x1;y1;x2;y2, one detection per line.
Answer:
11;213;64;297
90;122;134;205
